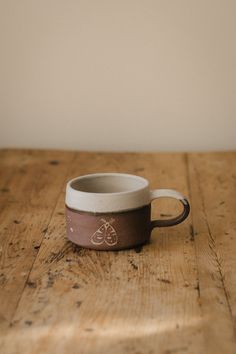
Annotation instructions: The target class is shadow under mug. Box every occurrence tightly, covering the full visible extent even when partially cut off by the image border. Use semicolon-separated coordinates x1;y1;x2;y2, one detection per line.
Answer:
65;173;190;251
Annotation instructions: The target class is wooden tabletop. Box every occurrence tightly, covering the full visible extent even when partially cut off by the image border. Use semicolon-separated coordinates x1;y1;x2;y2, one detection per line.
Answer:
0;149;236;354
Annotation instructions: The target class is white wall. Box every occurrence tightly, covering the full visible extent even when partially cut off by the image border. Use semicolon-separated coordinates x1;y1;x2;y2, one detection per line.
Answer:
1;0;236;152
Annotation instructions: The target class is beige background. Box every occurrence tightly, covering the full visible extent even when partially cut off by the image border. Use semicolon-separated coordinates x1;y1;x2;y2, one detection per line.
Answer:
1;0;236;152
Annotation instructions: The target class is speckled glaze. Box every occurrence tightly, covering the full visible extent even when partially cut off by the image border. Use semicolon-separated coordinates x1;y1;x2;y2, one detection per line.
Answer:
65;173;190;251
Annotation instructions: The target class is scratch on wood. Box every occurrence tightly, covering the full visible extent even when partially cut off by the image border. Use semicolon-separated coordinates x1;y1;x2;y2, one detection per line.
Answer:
26;281;37;288
72;283;80;289
157;278;171;284
189;224;195;241
129;259;138;270
49;160;60;165
47;243;72;263
47;251;65;263
194;281;201;298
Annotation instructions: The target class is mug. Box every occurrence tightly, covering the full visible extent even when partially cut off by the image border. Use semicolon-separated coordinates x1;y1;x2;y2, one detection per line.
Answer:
65;173;190;251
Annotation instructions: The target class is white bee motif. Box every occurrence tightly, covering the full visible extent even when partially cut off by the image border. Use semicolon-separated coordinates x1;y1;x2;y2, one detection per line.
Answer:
91;218;118;246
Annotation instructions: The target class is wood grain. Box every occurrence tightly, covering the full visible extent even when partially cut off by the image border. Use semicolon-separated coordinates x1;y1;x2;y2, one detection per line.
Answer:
0;149;236;354
0;149;75;328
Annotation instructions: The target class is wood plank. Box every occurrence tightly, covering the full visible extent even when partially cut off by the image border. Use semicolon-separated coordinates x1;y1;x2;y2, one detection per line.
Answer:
187;152;236;353
0;149;75;329
1;152;204;354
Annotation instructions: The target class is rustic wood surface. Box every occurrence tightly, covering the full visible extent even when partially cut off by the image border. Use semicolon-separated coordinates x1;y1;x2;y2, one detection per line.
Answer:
0;149;235;354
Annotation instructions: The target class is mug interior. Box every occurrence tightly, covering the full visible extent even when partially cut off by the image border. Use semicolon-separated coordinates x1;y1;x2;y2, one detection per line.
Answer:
70;174;148;194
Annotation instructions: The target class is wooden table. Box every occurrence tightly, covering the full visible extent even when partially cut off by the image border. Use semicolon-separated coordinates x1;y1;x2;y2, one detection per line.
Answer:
0;149;236;354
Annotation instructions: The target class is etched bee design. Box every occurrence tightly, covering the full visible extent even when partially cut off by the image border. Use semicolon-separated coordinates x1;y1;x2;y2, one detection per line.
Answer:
90;218;118;246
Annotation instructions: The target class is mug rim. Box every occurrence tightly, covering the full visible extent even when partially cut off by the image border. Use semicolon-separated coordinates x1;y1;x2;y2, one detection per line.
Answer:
68;173;149;196
65;173;150;213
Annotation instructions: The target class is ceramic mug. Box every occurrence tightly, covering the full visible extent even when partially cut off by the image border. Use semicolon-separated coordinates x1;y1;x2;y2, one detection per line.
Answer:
65;173;190;251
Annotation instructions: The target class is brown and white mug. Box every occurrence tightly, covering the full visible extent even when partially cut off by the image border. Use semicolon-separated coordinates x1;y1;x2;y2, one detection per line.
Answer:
65;173;190;251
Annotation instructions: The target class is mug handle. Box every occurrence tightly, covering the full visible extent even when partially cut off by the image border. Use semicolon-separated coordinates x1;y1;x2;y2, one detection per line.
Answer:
150;189;190;229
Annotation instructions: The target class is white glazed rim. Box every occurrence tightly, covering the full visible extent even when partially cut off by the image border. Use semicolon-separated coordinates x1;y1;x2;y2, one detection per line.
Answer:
68;173;149;195
65;173;150;213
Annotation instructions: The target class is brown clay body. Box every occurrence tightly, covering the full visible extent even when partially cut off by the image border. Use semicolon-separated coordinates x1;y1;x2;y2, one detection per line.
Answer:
66;205;151;251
